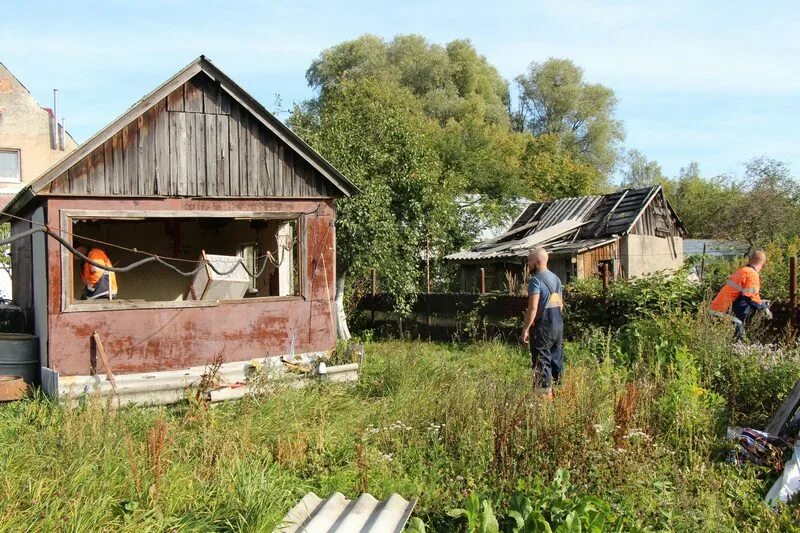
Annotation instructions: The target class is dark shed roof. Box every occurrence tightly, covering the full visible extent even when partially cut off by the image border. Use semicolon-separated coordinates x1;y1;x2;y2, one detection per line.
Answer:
447;185;687;262
2;56;359;219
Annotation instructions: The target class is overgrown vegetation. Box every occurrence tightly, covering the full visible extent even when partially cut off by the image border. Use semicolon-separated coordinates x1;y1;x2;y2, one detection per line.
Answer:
2;308;800;530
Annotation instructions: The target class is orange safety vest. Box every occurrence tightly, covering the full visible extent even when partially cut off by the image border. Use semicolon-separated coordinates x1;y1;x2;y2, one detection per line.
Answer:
710;265;762;313
82;248;118;294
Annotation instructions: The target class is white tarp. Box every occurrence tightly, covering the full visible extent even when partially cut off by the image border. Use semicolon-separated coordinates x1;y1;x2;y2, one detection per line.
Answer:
765;443;800;506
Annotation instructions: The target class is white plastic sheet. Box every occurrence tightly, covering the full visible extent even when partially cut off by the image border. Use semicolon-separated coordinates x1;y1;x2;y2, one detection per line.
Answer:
765;443;800;505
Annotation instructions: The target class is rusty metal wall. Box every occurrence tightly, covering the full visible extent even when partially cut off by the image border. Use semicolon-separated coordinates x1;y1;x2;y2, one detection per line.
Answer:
44;197;337;376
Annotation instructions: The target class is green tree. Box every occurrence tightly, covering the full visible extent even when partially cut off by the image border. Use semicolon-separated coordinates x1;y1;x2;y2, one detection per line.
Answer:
303;35;523;234
291;80;455;338
621;149;665;188
514;58;625;185
718;157;800;246
520;133;598;199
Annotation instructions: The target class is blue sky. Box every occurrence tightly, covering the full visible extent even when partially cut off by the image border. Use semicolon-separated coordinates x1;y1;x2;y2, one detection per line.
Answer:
3;0;798;180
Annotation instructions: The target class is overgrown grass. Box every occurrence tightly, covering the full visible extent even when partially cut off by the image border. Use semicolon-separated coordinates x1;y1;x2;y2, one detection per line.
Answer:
2;315;800;531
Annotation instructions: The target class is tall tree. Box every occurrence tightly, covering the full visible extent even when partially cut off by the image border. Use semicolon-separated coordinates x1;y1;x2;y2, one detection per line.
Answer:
303;35;521;232
620;149;665;188
290;79;456;339
514;58;625;186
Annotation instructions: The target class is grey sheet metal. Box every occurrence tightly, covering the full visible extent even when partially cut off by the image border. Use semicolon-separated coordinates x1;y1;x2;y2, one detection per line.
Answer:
275;492;417;533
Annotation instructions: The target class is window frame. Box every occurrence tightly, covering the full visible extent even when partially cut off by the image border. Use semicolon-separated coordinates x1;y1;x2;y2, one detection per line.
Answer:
0;148;21;183
60;209;307;313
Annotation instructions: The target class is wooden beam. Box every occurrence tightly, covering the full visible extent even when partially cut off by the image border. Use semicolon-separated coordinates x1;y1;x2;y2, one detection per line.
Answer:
766;379;800;436
92;332;118;394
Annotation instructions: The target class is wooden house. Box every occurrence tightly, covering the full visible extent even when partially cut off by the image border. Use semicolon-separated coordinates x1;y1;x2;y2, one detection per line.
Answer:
446;186;686;291
2;56;358;403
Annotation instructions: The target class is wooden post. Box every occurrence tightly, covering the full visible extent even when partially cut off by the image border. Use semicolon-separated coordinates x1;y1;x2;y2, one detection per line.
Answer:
791;256;797;332
426;239;431;338
700;243;707;281
480;268;486;294
371;268;377;324
426;237;431;293
602;263;610;292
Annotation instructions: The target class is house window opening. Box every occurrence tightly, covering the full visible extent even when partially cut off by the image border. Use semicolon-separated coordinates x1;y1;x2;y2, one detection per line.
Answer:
69;217;301;304
0;149;21;182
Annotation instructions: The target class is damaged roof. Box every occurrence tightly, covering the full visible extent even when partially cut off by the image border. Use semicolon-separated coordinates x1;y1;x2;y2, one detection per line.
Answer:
447;185;686;262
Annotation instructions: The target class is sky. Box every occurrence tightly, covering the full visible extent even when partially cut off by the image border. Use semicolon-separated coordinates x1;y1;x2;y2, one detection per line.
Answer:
2;0;798;180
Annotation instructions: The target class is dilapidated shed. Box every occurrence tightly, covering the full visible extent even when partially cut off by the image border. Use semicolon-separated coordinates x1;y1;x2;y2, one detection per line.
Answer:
2;56;358;400
447;186;687;291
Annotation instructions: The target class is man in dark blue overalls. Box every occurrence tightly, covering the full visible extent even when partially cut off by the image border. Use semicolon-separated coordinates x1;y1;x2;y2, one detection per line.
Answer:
521;247;564;397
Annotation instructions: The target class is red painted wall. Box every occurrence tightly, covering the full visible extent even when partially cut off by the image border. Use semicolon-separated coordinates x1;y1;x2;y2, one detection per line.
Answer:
45;197;337;376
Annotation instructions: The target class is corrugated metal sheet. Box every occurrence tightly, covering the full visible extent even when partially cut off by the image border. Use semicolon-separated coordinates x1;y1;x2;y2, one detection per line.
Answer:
276;492;416;533
446;186;686;263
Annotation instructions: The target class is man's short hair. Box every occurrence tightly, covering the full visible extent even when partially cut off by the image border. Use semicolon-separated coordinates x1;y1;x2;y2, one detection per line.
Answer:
529;247;549;263
750;250;767;265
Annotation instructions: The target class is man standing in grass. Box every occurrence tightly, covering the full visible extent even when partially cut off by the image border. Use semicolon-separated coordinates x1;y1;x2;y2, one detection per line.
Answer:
709;250;771;340
522;247;564;397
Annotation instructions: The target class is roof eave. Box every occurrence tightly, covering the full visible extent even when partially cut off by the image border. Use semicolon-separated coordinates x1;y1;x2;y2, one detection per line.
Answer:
9;55;359;216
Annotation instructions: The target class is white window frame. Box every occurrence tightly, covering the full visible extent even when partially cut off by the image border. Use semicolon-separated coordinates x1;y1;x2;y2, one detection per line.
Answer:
0;148;21;183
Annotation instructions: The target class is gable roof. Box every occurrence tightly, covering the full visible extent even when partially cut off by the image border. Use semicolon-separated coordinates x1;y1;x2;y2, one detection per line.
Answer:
3;56;358;218
447;185;687;262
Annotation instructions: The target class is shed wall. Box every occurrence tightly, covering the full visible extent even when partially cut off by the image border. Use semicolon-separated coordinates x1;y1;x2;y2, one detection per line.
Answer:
44;197;336;376
621;234;684;278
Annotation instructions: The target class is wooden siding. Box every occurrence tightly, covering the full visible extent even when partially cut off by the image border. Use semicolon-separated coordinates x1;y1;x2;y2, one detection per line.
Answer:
630;192;682;237
48;73;334;198
577;242;618;279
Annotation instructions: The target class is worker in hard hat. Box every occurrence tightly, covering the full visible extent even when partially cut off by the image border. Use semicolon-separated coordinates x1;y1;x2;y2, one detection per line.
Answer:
74;241;118;300
709;250;771;340
522;246;564;397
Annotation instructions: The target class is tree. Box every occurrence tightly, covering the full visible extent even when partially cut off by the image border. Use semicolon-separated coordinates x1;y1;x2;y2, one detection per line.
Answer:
304;35;522;233
520;134;598;200
620;149;664;189
514;58;625;186
718;157;800;246
290;80;456;339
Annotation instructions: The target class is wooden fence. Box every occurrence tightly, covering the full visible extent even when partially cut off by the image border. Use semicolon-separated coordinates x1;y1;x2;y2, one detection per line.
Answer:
357;292;798;342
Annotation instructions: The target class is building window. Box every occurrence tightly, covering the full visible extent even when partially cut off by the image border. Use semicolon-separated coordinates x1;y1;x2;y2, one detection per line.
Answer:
0;149;21;182
62;212;304;310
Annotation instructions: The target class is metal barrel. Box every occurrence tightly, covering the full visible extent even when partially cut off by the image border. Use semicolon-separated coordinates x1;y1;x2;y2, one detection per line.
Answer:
0;334;39;384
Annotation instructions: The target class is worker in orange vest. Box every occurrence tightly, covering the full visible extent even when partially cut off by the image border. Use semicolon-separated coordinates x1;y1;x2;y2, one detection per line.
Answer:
709;250;771;340
74;241;118;300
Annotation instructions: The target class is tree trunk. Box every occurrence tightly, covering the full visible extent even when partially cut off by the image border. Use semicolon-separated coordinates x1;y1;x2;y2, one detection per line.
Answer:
335;270;351;340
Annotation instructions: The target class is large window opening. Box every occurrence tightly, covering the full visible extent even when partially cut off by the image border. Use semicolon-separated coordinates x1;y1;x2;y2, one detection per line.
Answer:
69;216;301;306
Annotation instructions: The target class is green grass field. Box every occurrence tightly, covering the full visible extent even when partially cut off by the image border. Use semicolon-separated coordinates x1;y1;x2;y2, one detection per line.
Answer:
2;317;800;531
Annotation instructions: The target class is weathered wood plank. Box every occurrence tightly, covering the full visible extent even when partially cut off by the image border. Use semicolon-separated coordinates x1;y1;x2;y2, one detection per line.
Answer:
203;78;221;115
166;84;185;111
193;114;207;195
169;111;188;195
87;148;106;195
216;114;229;195
766;379;800;436
153;100;169;195
240;111;251;195
110;131;124;195
257;124;269;196
138;108;157;195
122;122;139;195
70;156;90;194
205;113;218;196
276;143;286;197
50;171;69;193
184;77;204;113
247;114;260;196
186;112;197;196
219;88;231;115
228;106;240;196
103;140;114;194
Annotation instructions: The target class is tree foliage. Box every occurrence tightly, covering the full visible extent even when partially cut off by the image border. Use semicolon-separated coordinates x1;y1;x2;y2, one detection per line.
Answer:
514;58;625;184
291;79;455;311
621;149;665;189
664;157;800;244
